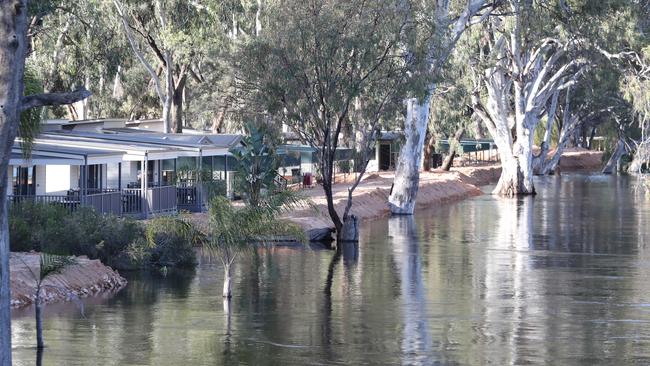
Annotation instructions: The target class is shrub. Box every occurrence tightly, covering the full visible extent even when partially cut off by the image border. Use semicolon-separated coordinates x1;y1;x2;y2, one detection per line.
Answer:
8;202;203;270
144;216;203;268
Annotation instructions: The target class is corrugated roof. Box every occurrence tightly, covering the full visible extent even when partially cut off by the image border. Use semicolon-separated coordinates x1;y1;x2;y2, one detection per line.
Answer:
44;130;242;149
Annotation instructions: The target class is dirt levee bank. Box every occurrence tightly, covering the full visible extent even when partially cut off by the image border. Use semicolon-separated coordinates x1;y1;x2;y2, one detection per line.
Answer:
10;252;127;308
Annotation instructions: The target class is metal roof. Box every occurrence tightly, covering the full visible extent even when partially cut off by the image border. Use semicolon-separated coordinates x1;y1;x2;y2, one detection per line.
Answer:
44;130;242;150
9;151;84;166
12;141;125;165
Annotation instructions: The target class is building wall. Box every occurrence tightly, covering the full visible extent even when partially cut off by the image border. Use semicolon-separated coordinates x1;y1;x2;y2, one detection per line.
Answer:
300;152;313;174
107;163;120;189
119;161;138;187
69;165;80;190
35;165;46;195
45;165;72;194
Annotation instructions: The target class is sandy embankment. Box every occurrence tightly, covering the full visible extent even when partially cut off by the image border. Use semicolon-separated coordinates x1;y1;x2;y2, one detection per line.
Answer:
286;148;603;240
10;252;126;308
285;165;502;240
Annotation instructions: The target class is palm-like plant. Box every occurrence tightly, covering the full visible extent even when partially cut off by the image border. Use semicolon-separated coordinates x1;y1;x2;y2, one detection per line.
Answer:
230;123;282;207
204;193;306;298
22;254;76;349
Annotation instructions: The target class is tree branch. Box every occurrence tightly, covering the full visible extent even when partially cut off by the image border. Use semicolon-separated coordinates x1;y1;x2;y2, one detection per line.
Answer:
20;88;92;112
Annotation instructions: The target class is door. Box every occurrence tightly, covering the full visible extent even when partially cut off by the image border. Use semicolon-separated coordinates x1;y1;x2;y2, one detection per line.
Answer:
379;143;391;171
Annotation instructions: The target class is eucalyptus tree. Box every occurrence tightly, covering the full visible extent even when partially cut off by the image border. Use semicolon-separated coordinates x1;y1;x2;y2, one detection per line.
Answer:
469;0;645;194
28;0;132;120
0;2;92;364
388;0;496;214
237;0;415;244
622;51;650;173
113;0;232;132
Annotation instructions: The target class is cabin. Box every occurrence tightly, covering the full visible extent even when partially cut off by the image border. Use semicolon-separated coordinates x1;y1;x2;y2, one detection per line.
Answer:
8;119;242;218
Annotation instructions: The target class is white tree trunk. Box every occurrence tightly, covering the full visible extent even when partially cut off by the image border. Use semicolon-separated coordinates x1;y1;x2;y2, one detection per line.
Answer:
223;264;232;298
389;96;430;214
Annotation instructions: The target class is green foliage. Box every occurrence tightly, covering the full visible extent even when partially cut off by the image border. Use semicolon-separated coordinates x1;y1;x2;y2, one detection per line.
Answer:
533;119;560;148
20;68;43;157
9;203;142;264
8;202;202;270
231;122;281;206
39;253;75;280
144;216;203;268
204;195;306;257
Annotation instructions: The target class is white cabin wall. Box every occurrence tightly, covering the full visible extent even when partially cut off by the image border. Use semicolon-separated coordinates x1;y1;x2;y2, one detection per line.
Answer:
45;165;72;194
106;163;120;189
69;165;80;190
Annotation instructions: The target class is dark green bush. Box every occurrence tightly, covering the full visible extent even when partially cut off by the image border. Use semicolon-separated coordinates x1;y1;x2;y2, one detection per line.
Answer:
144;217;202;268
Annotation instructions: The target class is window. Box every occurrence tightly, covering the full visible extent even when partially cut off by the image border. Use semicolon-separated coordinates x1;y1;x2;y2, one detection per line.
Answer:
13;166;36;196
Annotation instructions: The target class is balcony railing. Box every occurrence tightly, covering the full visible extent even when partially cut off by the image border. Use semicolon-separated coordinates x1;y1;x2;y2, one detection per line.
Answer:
8;183;206;217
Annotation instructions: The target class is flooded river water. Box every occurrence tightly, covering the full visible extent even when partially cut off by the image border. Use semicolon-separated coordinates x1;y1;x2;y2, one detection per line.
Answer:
11;174;650;365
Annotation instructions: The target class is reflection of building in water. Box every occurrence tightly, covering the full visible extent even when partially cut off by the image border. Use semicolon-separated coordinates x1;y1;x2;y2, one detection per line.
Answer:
389;216;434;365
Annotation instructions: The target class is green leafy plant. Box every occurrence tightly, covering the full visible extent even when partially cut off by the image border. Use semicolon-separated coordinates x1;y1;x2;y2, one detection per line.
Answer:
230;123;283;207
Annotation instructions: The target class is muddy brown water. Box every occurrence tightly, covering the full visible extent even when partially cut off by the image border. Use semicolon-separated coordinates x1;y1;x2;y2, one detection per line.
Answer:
10;173;650;365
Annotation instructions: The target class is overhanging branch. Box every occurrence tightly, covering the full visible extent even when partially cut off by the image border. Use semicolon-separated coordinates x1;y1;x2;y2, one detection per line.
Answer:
20;88;92;112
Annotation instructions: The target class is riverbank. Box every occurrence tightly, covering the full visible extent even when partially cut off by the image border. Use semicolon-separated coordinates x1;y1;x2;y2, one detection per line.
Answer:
10;252;127;308
285;148;604;240
284;165;502;240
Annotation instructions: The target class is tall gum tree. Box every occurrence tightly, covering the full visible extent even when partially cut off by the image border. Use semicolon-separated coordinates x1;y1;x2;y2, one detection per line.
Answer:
388;0;494;214
469;1;588;196
0;1;91;364
470;0;645;194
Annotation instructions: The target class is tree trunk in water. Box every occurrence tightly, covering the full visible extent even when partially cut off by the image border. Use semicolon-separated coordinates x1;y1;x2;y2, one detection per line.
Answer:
321;171;343;250
35;296;44;349
223;264;232;298
603;140;627;174
338;215;359;243
389;96;430;215
494;149;536;196
223;298;232;336
441;150;456;171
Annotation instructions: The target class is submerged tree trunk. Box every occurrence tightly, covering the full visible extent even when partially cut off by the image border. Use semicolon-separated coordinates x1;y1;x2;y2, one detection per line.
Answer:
223;263;232;298
389;96;431;214
603;139;628;174
339;215;359;242
35;289;44;349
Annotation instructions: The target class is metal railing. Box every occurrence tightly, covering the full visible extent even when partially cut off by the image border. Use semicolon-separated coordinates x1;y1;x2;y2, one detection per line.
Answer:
146;185;177;214
121;189;142;215
85;191;122;216
177;185;200;212
8;195;80;214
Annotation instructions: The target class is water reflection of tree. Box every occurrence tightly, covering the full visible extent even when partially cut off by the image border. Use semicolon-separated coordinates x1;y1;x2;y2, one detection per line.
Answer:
388;216;435;365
